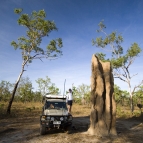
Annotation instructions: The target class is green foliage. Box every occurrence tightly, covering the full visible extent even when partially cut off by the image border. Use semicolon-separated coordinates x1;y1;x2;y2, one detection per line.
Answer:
97;20;106;32
93;21;123;57
32;91;42;102
0;77;58;102
0;103;5;115
36;76;59;96
72;84;90;103
14;8;23;14
11;8;63;65
48;83;59;94
114;84;130;106
14;76;42;102
127;43;141;58
92;21;141;70
114;84;122;103
111;56;127;69
133;85;143;104
92;37;105;48
0;81;13;101
95;53;108;61
16;77;34;103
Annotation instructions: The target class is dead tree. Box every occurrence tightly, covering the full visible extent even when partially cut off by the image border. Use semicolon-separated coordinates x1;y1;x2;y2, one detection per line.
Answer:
87;55;117;136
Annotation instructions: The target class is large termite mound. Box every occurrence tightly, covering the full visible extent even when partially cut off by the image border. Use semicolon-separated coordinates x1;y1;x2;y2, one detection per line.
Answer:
87;55;117;136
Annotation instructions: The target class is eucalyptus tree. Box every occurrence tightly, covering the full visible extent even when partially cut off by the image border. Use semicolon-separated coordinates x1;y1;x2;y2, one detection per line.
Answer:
48;83;59;94
33;91;42;102
92;21;142;112
133;85;143;104
16;77;33;103
0;80;13;102
36;76;59;96
7;9;63;114
114;84;122;104
72;86;80;103
78;84;90;104
114;85;129;106
72;84;90;103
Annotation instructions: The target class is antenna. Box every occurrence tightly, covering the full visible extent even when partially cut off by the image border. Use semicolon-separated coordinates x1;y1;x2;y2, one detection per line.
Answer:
63;79;66;96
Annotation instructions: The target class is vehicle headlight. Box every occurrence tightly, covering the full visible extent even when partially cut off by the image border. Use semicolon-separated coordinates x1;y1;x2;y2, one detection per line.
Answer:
41;115;46;121
60;117;64;121
51;117;54;121
47;116;50;120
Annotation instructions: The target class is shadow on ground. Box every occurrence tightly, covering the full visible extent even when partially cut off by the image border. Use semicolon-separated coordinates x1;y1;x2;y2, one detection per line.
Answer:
71;116;90;133
0;114;143;143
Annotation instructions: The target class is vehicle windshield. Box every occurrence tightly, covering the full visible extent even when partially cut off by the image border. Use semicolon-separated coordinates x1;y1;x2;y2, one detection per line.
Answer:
45;101;67;110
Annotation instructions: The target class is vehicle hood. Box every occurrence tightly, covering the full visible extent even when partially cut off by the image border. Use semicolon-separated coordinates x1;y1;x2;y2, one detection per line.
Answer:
44;109;68;116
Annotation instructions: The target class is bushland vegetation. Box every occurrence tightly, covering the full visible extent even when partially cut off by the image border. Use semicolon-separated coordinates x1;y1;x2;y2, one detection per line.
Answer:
0;78;143;142
0;76;143;115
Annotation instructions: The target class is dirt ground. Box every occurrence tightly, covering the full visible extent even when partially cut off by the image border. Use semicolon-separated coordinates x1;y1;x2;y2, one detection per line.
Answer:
0;113;143;143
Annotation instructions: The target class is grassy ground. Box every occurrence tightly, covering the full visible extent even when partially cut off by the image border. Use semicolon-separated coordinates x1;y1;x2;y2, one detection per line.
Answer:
0;101;141;118
0;102;143;143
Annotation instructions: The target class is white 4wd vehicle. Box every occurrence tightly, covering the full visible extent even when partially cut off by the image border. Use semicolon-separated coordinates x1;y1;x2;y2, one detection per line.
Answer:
40;94;73;135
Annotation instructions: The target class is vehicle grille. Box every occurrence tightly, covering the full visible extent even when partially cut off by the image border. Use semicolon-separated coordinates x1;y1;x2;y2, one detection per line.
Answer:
54;116;61;121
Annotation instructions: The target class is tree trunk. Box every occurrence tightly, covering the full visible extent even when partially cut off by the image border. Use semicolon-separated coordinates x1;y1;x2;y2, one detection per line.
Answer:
87;55;117;136
128;85;134;113
130;95;134;113
7;69;24;114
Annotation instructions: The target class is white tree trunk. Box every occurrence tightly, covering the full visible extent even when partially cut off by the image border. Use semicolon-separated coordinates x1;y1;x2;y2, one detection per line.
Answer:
7;61;26;114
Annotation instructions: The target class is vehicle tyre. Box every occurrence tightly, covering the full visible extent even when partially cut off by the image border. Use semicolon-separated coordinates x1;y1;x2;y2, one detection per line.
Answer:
65;125;72;134
40;125;46;135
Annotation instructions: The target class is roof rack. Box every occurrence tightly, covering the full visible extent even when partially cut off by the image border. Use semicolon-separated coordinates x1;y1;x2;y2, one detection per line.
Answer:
45;94;66;99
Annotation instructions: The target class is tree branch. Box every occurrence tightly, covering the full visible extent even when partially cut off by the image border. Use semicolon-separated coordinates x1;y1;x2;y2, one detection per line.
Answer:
132;80;143;95
127;57;135;69
122;65;130;79
113;70;127;82
121;66;128;78
114;76;127;82
130;73;138;78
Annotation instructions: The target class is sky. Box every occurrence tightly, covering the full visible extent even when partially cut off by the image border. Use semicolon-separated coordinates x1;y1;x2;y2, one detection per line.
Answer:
0;0;143;94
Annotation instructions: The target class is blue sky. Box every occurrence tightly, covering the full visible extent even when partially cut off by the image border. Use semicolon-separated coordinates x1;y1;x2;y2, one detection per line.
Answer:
0;0;143;94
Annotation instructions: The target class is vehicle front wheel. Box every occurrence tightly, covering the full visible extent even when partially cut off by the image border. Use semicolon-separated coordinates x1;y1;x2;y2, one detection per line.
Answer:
40;125;46;135
64;125;72;134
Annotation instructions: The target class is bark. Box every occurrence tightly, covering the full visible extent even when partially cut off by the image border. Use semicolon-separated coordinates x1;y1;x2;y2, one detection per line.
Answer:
128;83;134;113
130;95;134;113
7;66;24;114
87;55;117;136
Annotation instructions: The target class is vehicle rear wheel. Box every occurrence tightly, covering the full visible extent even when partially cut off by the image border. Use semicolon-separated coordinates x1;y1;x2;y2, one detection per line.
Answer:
40;125;46;135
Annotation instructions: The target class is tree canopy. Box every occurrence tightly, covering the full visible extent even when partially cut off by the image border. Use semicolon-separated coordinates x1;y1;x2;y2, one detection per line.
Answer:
11;8;63;63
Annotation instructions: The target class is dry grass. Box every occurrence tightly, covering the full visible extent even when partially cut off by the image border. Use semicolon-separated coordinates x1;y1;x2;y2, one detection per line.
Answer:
0;102;141;119
0;102;143;143
116;105;142;119
72;103;91;117
0;102;91;119
0;101;42;119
